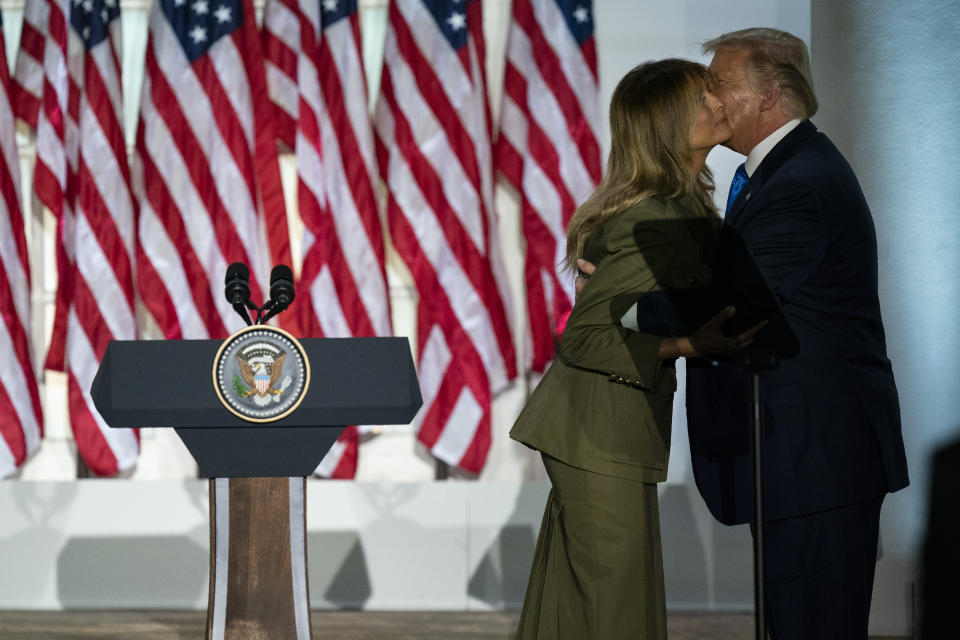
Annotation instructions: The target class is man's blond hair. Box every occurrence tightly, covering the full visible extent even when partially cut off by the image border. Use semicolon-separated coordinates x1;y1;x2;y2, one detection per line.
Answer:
703;27;818;120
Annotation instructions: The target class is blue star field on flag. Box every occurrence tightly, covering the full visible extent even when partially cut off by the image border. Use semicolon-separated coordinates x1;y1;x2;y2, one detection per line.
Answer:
423;0;475;51
160;0;243;62
319;0;355;29
556;0;593;46
70;0;121;51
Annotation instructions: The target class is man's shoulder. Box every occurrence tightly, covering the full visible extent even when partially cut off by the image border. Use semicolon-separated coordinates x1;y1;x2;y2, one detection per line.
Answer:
784;123;849;166
769;127;857;191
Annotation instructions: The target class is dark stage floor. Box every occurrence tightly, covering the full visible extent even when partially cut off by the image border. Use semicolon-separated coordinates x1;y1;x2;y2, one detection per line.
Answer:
0;610;909;639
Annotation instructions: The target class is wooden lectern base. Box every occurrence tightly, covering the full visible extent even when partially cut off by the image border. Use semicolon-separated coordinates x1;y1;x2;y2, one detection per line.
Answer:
206;478;312;640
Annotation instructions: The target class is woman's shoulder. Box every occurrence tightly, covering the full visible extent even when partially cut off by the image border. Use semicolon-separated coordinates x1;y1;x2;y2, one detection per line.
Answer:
616;196;672;222
606;196;685;238
617;196;717;230
586;196;704;260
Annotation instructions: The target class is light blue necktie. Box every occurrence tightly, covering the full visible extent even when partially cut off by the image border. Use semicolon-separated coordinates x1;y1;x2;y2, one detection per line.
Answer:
725;163;749;214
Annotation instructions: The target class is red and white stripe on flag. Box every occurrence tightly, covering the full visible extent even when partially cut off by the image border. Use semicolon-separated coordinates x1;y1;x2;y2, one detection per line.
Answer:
375;0;517;474
11;0;70;374
263;0;390;479
496;0;602;372
0;7;44;478
263;0;298;149
134;0;290;342
12;0;139;476
313;425;358;479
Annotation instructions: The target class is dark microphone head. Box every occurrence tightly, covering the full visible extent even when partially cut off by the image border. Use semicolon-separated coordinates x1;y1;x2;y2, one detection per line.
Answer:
269;264;295;311
224;262;251;306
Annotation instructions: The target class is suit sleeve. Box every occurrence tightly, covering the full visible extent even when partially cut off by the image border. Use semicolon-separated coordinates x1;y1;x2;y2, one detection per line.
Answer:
741;180;826;302
558;210;674;390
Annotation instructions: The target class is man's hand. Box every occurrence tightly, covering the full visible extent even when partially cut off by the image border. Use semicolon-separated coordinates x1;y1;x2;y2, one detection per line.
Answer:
657;307;766;359
574;260;764;358
687;307;766;357
575;259;597;299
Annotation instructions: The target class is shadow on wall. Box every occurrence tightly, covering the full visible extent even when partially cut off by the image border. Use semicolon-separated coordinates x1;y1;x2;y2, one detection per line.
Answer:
660;484;709;605
308;531;372;609
2;482;79;602
468;524;537;609
920;431;960;639
468;484;548;609
660;483;753;609
57;534;209;607
702;520;752;609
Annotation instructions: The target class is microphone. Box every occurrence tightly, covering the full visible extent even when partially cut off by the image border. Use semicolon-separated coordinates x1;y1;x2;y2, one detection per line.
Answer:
270;264;295;311
224;262;253;326
260;264;295;324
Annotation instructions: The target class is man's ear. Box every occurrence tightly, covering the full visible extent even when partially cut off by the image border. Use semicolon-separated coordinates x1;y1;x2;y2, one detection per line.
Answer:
758;84;782;113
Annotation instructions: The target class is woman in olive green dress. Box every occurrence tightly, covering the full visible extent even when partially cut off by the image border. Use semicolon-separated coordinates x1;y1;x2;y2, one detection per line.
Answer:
510;59;760;639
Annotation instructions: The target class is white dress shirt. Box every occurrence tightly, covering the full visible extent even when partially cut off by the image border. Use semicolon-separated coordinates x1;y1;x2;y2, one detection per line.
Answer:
744;118;802;177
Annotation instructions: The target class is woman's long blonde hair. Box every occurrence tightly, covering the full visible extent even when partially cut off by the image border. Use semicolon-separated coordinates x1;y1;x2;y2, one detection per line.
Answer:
565;59;718;269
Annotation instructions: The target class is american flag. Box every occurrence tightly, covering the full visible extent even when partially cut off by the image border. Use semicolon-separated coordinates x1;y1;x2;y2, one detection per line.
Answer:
496;0;602;372
375;0;517;473
313;425;359;479
262;0;298;149
11;0;69;374
12;0;139;476
0;6;44;477
263;0;390;479
134;0;290;341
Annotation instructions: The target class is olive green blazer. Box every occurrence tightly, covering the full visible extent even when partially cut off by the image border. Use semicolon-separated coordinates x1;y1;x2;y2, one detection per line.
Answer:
510;196;716;483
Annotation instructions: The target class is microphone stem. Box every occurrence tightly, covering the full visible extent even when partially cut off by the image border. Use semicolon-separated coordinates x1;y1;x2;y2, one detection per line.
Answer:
233;303;253;326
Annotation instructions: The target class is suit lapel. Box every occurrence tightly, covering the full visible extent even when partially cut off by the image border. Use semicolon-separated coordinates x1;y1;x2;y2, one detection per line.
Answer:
724;120;819;227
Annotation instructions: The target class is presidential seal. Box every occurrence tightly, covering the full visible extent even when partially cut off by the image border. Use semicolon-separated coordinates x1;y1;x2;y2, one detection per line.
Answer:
212;325;310;423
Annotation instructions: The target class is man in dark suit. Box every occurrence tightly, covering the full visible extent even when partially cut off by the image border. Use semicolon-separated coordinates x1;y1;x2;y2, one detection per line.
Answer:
686;28;909;639
576;27;908;640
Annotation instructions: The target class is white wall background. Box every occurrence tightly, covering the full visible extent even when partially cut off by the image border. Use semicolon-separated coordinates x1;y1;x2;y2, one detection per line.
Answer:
810;0;960;634
5;0;954;636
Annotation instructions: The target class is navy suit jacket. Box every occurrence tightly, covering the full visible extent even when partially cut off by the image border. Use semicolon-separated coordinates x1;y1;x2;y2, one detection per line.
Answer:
685;120;909;525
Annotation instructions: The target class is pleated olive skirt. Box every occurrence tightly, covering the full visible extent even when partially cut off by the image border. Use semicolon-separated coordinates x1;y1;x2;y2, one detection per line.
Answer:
515;455;666;640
